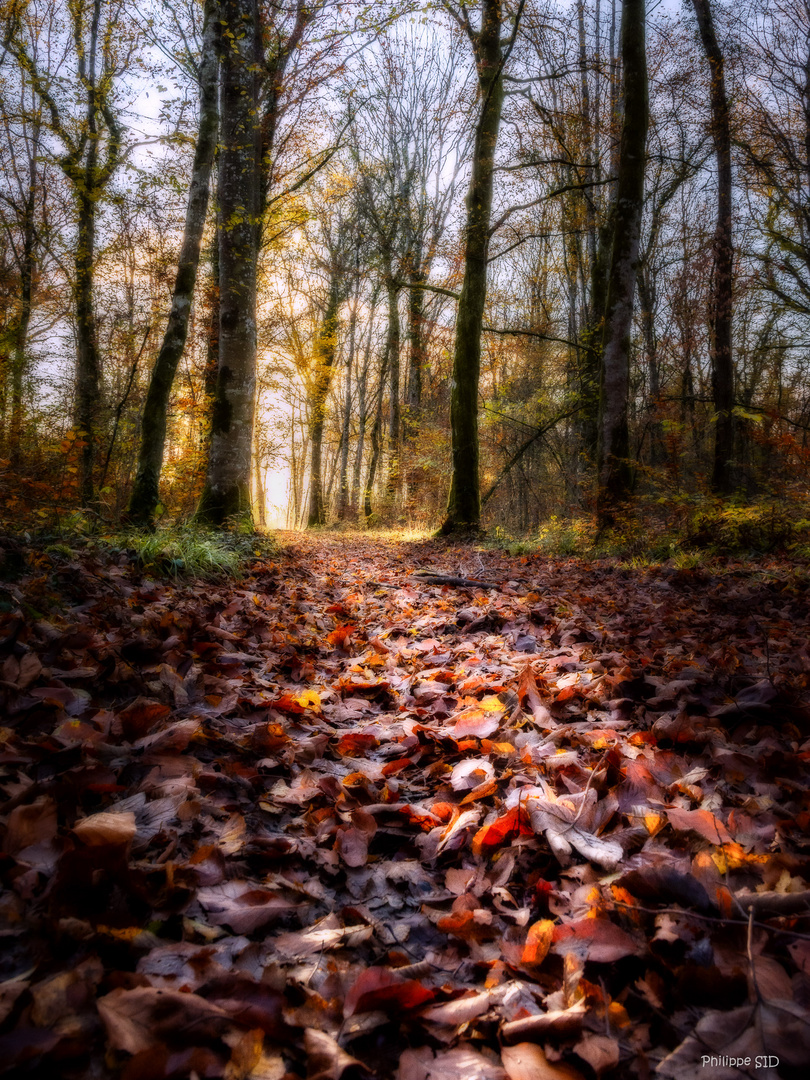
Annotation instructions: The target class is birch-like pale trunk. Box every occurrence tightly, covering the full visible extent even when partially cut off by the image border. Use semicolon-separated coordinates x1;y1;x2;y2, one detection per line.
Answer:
129;0;220;524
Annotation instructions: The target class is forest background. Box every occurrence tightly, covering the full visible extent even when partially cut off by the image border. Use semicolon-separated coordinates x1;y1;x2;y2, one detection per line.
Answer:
0;0;809;551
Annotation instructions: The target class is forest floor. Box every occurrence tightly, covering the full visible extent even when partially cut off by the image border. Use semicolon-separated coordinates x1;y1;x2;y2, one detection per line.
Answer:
1;531;810;1080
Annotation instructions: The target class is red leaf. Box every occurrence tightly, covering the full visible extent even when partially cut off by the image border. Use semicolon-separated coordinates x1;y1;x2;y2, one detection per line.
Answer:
343;968;434;1017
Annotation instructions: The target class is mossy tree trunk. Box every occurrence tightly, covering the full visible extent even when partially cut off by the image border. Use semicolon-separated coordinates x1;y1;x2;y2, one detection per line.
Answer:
384;274;401;499
596;0;648;527
195;0;260;527
129;0;220;525
307;277;342;528
441;0;524;534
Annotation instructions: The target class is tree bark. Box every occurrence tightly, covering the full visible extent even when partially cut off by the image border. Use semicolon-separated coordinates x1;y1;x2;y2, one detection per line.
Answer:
364;346;388;524
404;267;425;437
74;185;102;507
196;0;260;527
441;0;522;534
129;0;220;525
690;0;735;494
351;288;378;517
336;284;359;521
384;275;401;500
306;277;341;528
596;0;648;526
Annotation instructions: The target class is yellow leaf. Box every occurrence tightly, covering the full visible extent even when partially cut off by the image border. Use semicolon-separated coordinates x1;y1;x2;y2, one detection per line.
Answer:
711;842;769;873
479;694;506;712
294;689;320;709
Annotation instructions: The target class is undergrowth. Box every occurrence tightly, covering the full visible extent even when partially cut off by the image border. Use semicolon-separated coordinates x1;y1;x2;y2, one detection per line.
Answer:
108;529;266;579
1;526;278;584
489;496;810;564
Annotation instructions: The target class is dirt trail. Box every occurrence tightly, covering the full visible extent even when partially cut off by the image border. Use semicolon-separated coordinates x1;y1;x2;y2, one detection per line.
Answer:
1;534;810;1078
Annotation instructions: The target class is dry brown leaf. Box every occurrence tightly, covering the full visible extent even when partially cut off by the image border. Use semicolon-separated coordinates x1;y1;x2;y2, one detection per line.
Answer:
305;1029;369;1080
573;1035;620;1077
501;1043;585;1080
72;810;136;848
97;986;231;1054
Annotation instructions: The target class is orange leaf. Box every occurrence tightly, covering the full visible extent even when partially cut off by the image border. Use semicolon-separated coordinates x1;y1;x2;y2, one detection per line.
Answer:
382;757;414;777
327;625;355;648
437;909;493;941
666;807;732;844
430;802;457;823
471;805;533;855
522;919;555;965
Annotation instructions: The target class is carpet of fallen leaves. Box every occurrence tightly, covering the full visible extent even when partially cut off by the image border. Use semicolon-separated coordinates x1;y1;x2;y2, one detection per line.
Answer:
2;532;810;1080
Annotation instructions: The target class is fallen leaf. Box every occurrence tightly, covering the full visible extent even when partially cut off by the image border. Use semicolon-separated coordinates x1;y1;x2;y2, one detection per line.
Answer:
521;919;555;965
502;1043;584;1080
97;986;230;1054
665;806;732;845
73;810;136;848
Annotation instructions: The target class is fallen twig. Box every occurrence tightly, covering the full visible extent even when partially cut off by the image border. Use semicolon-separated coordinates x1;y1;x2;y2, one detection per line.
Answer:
411;572;500;588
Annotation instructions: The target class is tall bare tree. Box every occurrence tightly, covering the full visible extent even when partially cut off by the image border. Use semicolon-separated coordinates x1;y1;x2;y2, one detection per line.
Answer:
195;0;260;525
440;0;525;534
7;0;135;503
596;0;648;524
129;0;220;525
690;0;735;493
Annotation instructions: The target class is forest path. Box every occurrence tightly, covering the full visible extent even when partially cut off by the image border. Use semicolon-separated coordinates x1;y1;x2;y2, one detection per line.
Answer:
2;536;810;1077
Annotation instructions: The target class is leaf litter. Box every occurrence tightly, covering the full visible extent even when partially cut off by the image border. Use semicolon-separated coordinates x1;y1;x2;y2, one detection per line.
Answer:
1;533;810;1078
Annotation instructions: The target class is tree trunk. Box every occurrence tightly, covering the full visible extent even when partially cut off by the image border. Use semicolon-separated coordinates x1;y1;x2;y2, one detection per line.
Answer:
364;348;388;524
8;111;39;468
596;0;648;526
404;267;425;437
690;0;734;494
441;0;516;535
384;276;401;502
336;288;359;521
351;290;378;517
129;0;220;524
636;268;663;466
75;186;102;506
306;278;341;528
9;232;34;469
196;0;260;527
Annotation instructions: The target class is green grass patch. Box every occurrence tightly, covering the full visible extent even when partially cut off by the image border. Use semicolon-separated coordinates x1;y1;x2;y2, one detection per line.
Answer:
106;528;277;580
